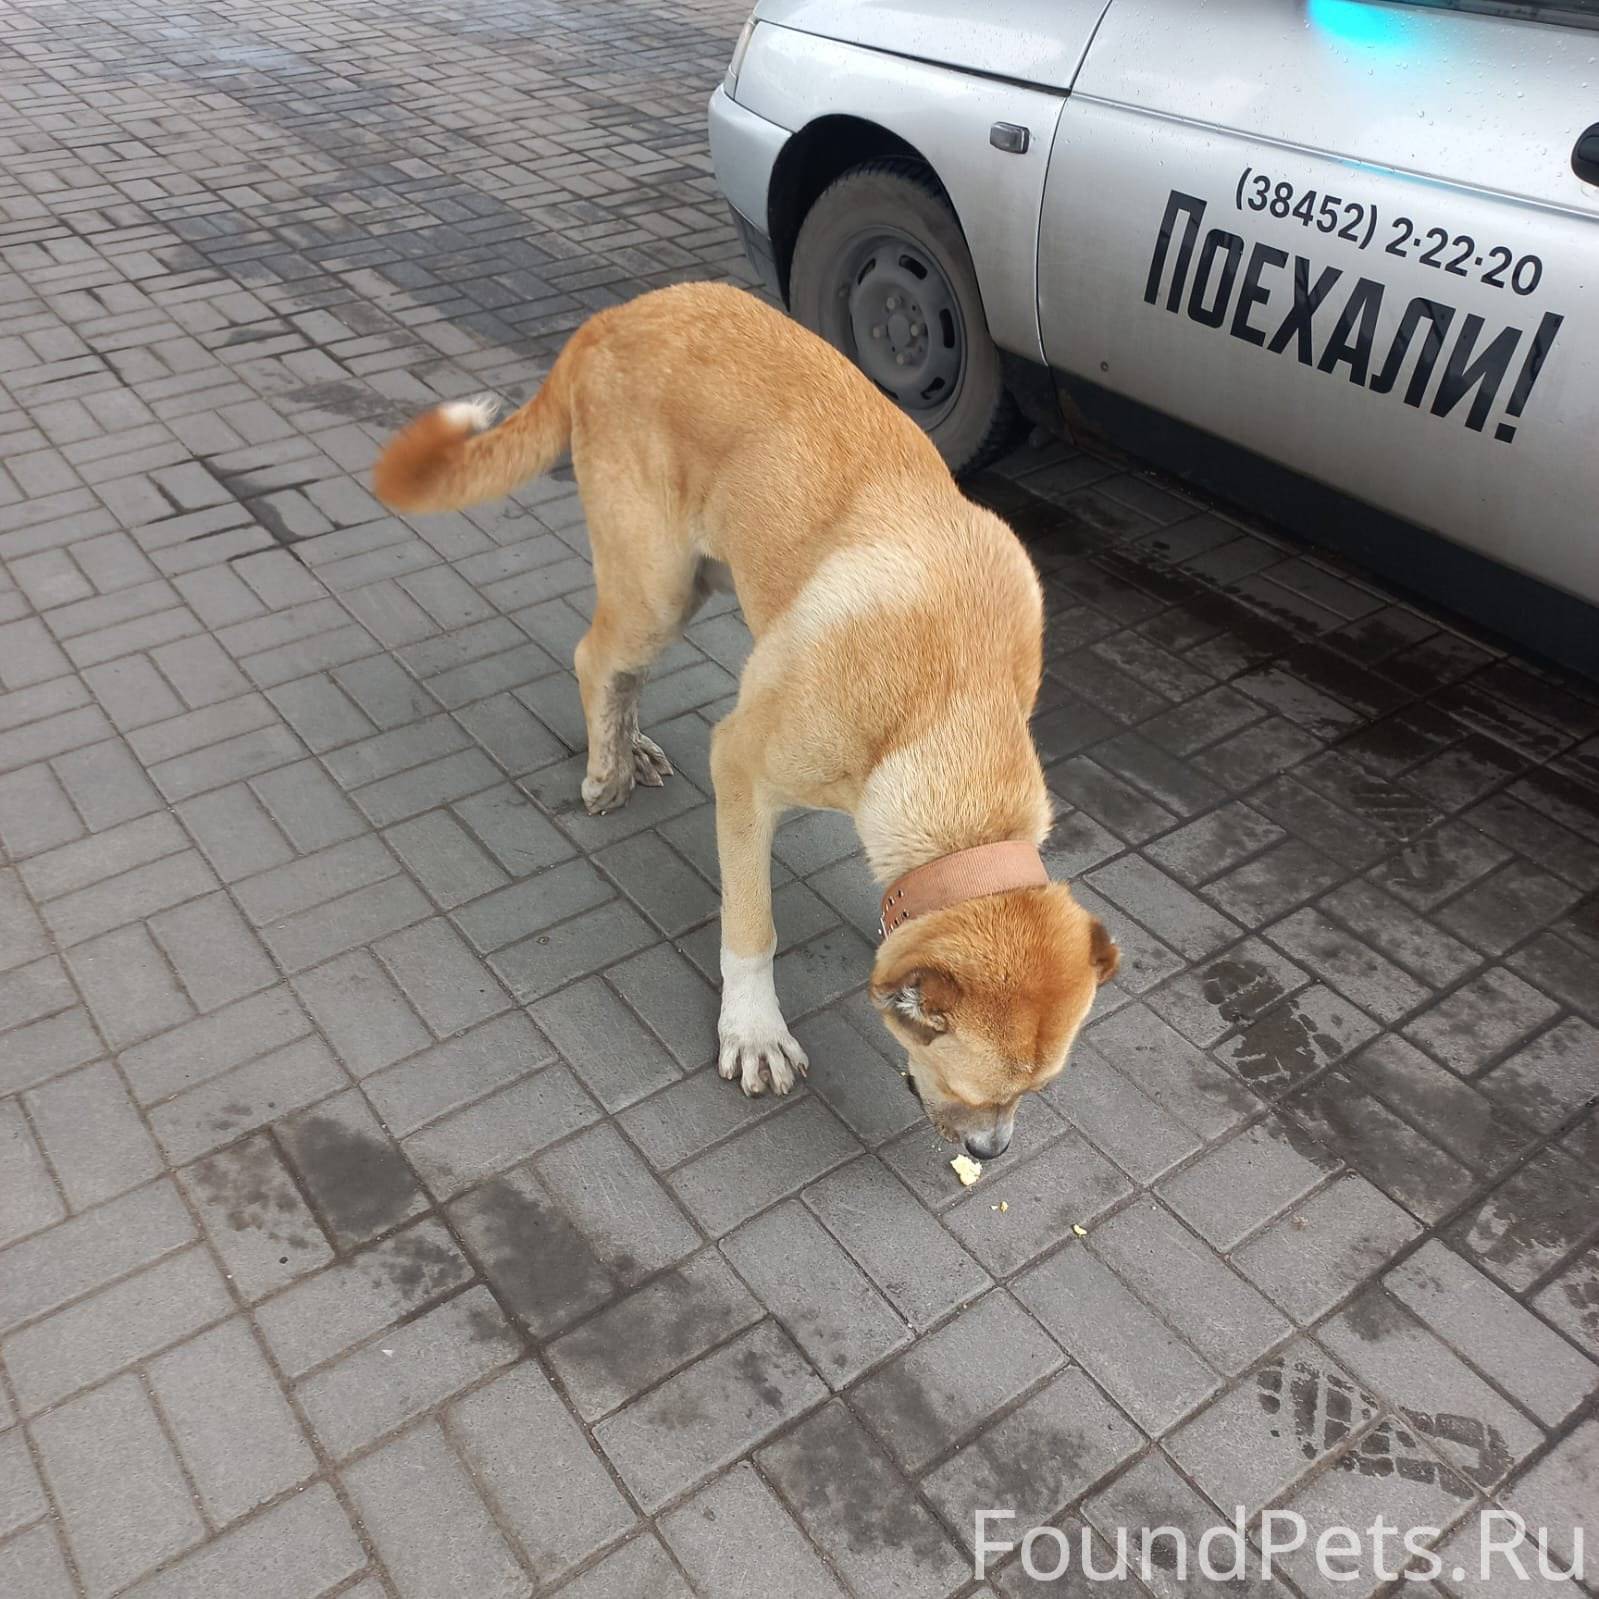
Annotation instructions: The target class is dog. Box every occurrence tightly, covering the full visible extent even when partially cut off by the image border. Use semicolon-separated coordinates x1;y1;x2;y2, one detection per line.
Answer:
372;282;1117;1160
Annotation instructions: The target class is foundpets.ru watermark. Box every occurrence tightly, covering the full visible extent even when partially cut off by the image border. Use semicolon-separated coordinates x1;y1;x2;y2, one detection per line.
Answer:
975;1508;1585;1587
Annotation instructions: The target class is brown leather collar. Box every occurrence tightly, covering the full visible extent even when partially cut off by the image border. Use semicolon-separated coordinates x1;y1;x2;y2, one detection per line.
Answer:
878;840;1050;940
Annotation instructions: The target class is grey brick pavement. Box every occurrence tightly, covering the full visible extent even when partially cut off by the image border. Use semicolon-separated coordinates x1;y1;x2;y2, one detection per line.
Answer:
1;0;1597;1594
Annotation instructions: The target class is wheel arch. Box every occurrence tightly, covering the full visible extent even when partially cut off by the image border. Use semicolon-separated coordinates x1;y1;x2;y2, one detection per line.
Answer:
767;115;951;301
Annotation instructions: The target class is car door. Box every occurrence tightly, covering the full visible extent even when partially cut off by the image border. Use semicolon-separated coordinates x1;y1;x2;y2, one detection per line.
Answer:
1036;0;1599;604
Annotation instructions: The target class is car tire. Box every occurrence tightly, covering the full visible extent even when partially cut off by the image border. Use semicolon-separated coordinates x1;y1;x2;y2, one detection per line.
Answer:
789;159;1017;477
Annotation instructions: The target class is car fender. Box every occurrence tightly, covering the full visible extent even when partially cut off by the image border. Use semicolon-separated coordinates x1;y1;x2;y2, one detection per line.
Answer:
733;21;1070;362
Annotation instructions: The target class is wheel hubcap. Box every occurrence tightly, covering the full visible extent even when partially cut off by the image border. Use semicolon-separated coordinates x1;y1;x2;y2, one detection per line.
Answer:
834;232;964;423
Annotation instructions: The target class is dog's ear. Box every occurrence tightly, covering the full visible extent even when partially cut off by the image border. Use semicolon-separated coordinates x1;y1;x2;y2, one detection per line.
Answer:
1089;918;1120;986
872;966;960;1045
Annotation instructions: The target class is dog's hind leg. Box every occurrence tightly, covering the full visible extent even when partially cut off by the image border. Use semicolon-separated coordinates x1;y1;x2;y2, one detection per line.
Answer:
572;485;693;815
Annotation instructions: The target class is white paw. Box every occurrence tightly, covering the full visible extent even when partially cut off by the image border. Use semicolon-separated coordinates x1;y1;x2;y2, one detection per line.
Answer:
441;393;500;432
718;1027;808;1096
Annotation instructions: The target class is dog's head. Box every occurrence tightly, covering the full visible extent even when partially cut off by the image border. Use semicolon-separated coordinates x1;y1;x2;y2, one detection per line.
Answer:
870;884;1118;1159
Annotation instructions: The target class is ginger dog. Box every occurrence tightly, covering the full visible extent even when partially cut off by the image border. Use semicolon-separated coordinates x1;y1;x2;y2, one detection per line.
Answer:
373;283;1116;1159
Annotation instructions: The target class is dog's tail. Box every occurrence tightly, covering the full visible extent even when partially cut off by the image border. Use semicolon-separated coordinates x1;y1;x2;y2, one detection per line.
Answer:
372;348;576;514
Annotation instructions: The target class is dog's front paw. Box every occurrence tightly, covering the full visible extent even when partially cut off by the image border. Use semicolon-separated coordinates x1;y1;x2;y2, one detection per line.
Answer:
717;1027;808;1097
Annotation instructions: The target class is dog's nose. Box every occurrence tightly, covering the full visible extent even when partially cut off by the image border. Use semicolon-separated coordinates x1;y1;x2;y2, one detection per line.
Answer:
964;1127;1010;1161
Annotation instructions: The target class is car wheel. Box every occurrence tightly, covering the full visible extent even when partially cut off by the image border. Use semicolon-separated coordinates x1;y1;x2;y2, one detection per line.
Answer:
789;159;1017;476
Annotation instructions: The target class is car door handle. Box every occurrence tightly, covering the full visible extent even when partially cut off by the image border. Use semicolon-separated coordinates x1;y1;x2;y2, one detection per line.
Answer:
1574;123;1599;185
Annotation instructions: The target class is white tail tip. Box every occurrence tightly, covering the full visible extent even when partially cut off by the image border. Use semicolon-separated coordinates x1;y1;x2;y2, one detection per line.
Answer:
441;394;500;432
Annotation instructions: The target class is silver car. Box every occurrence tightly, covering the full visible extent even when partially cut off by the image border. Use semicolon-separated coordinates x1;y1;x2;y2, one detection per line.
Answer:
709;0;1599;671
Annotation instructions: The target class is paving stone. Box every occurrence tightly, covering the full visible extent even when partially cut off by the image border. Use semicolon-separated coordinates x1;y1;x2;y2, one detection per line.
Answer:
1280;1068;1478;1221
594;1320;826;1512
1269;1415;1475;1599
298;1285;518;1459
926;1366;1143;1553
1321;1289;1543;1490
254;1216;472;1380
0;1423;48;1539
1476;1015;1599;1133
791;1004;923;1144
1089;1201;1292;1374
451;1363;636;1588
149;1034;345;1163
383;807;511;909
1531;1243;1599;1360
119;984;309;1105
1147;937;1310;1048
531;974;681;1111
25;1061;163;1209
723;1199;910;1387
942;1127;1135;1278
404;1063;602;1197
1082;1450;1288;1599
661;1461;848;1599
279;1083;431;1238
1318;878;1481;990
0;1097;63;1245
251;758;367;850
448;1127;691;1341
7;1245;234;1413
32;1374;205;1599
548;1249;763;1421
343;1419;530;1599
1234;1172;1422;1321
1431;1512;1584;1599
669;1095;861;1237
1158;1120;1337;1250
1344;1033;1536;1176
806;1153;993;1329
1163;1338;1381;1516
1016;1241;1219;1434
149;889;278;1011
53;736;165;828
181;1130;333;1301
1402;967;1565;1077
1087;1004;1258;1141
1438;860;1584;956
1145;801;1284;886
546;1534;694;1599
1216;983;1380;1100
0;763;84;858
124;1486;364;1598
363;1010;551;1135
455;857;613;951
63;921;190;1049
19;810;187;901
1445;1145;1598;1292
148;1318;317;1525
47;849;217;948
759;1399;970;1599
1499;1417;1598;1573
989;1516;1151;1598
0;1177;194;1334
854;1290;1063;1473
265;673;376;753
594;831;718;940
373;913;510;1035
175;782;294;881
0;1522;75;1599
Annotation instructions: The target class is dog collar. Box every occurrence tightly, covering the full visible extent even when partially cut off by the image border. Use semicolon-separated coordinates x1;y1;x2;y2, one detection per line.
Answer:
878;841;1049;940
